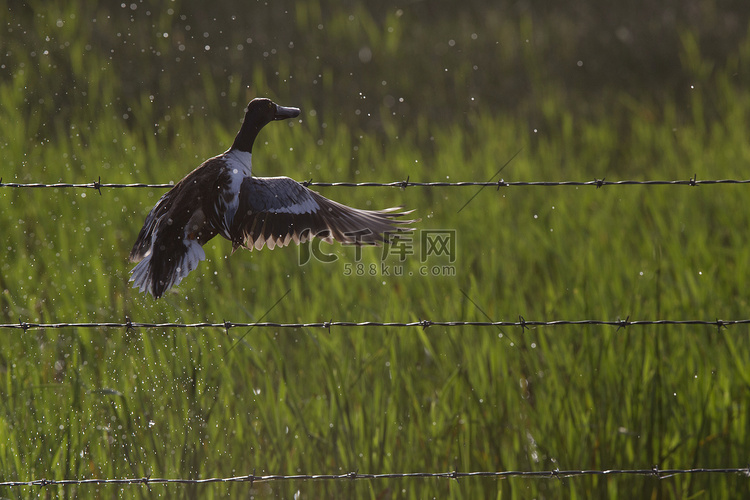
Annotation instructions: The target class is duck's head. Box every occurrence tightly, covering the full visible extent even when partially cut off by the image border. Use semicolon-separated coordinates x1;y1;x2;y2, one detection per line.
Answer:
231;98;301;152
248;97;301;123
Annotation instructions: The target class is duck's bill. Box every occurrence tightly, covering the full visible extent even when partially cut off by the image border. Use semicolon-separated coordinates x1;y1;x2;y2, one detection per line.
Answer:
274;105;301;120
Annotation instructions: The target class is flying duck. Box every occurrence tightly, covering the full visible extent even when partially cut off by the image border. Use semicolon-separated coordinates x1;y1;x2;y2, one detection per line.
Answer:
129;98;415;298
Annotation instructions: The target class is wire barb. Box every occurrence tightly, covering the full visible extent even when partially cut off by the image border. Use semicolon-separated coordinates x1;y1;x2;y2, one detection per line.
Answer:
715;318;727;333
617;316;631;331
93;176;103;195
518;315;528;332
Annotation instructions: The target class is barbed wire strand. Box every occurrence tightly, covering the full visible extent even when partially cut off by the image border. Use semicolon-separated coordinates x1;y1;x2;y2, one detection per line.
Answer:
2;318;748;332
2;467;749;488
3;176;750;191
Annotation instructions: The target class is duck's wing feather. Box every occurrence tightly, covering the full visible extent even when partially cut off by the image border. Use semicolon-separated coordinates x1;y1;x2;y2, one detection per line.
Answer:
230;176;416;251
129;190;172;263
128;162;223;298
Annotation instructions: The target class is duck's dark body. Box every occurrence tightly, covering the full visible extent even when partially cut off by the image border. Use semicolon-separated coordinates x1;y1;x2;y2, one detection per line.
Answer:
129;98;415;298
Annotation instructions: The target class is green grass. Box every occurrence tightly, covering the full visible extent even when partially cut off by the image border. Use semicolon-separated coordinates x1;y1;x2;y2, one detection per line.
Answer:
3;4;750;499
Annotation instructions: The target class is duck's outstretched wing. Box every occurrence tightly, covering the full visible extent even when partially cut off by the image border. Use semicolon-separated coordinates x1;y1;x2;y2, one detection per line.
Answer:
229;176;416;251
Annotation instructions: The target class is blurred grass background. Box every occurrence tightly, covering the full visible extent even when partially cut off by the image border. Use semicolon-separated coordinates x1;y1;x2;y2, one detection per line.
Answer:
2;1;750;498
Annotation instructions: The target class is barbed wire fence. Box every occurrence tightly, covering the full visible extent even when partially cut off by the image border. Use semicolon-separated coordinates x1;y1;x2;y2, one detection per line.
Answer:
4;176;750;490
2;467;750;489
